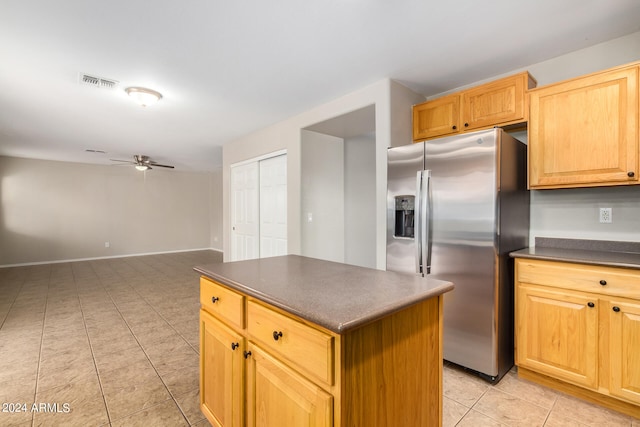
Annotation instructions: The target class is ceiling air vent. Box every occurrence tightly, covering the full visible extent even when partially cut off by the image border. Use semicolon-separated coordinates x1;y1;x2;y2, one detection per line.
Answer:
79;73;119;90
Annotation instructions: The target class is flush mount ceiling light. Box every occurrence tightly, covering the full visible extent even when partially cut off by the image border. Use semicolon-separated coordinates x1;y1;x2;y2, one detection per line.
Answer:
125;87;162;107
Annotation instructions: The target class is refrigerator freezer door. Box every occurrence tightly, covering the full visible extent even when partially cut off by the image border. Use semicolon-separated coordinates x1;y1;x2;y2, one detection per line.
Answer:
424;129;499;377
387;142;424;275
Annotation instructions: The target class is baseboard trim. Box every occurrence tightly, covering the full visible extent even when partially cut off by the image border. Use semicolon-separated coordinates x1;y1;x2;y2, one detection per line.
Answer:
0;247;224;268
517;366;640;418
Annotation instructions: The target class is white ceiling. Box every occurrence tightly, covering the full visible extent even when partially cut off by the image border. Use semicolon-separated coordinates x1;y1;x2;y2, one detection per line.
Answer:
1;1;639;172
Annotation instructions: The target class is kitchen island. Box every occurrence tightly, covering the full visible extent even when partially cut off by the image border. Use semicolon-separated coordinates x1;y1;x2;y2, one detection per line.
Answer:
194;255;454;427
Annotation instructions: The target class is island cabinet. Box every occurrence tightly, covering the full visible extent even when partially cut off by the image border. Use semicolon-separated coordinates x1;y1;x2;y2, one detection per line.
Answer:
528;62;639;189
199;274;447;427
412;71;536;141
514;259;640;417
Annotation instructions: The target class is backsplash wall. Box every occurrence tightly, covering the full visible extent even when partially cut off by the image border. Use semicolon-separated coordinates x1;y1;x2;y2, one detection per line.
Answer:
529;186;640;244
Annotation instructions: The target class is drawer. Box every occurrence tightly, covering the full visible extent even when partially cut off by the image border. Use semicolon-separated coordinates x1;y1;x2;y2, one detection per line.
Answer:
200;277;244;330
247;300;334;386
516;259;640;299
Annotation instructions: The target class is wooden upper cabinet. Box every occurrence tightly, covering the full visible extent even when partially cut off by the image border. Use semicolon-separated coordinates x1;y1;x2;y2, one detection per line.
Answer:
413;94;460;140
528;64;639;189
462;72;535;130
412;72;536;142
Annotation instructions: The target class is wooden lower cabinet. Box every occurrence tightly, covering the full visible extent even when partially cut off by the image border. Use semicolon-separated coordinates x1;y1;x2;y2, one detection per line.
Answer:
199;276;444;427
516;285;598;389
515;259;640;417
246;343;333;427
607;298;640;404
200;310;244;427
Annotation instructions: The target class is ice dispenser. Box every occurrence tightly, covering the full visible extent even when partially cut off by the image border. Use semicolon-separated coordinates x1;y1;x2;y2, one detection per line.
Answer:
394;196;415;238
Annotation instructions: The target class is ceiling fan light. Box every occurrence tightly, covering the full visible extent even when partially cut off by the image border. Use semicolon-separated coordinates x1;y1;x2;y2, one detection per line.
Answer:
125;87;162;107
135;165;149;171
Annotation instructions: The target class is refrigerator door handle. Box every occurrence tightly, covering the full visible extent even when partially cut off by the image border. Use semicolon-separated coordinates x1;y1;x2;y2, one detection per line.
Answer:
422;170;432;274
415;171;423;274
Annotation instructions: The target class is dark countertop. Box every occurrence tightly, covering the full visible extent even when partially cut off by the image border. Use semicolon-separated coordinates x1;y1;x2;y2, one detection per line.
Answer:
194;255;454;334
510;237;640;270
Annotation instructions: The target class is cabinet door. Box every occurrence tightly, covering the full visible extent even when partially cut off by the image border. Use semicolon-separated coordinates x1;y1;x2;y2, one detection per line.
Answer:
461;73;527;131
516;285;598;389
246;344;333;427
200;310;244;427
529;66;639;188
413;94;460;140
607;298;640;405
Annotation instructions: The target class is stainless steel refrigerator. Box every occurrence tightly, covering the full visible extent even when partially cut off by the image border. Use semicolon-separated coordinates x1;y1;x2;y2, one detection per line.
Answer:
386;128;529;382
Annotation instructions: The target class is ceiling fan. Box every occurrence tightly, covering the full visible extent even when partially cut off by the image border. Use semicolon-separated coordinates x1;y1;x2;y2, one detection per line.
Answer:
110;154;174;171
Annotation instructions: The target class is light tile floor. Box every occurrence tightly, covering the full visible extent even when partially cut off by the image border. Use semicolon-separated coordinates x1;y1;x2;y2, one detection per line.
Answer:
0;251;638;426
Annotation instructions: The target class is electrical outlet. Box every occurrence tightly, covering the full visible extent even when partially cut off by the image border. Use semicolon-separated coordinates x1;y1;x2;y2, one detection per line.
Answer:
599;208;612;224
104;241;110;248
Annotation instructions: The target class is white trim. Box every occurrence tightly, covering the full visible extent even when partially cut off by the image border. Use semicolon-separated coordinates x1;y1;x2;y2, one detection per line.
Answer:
0;248;223;268
230;149;287;168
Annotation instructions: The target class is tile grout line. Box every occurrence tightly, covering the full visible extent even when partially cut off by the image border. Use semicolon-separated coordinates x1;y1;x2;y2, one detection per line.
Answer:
116;257;201;425
74;265;113;426
31;264;52;427
121;257;200;355
87;259;193;426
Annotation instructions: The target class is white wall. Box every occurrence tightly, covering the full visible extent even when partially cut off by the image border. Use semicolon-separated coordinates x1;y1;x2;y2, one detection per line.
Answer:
224;31;640;264
223;79;420;268
0;156;220;265
209;168;223;251
344;132;376;268
301;130;345;262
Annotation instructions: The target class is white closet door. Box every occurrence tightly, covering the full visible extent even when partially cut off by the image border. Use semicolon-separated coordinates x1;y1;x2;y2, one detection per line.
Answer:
259;155;287;258
230;162;259;261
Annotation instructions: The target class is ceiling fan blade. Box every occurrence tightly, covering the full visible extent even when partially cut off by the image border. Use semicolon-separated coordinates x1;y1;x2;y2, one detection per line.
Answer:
148;163;174;168
110;159;136;164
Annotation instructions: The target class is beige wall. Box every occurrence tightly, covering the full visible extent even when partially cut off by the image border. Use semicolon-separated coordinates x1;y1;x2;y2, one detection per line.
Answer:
0;156;221;265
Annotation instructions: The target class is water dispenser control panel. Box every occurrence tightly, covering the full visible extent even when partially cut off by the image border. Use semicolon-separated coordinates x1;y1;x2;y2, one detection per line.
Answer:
394;196;415;239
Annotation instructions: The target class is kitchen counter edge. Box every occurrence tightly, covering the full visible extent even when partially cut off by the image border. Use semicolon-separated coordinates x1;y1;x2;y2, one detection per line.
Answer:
509;246;640;270
194;255;454;334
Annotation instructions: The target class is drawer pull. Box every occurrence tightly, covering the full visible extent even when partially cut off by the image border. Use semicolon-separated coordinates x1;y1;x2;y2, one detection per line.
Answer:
599;280;607;286
628;171;635;178
587;302;595;308
211;296;219;303
231;342;239;350
452;125;457;130
613;306;621;312
244;350;252;359
272;331;283;341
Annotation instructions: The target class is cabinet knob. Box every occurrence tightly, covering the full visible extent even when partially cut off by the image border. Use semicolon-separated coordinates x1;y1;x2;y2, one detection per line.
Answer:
243;350;252;359
211;296;219;303
272;331;283;341
464;123;469;127
231;342;239;350
452;125;457;130
628;171;635;178
599;280;607;286
613;306;621;312
587;302;595;308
